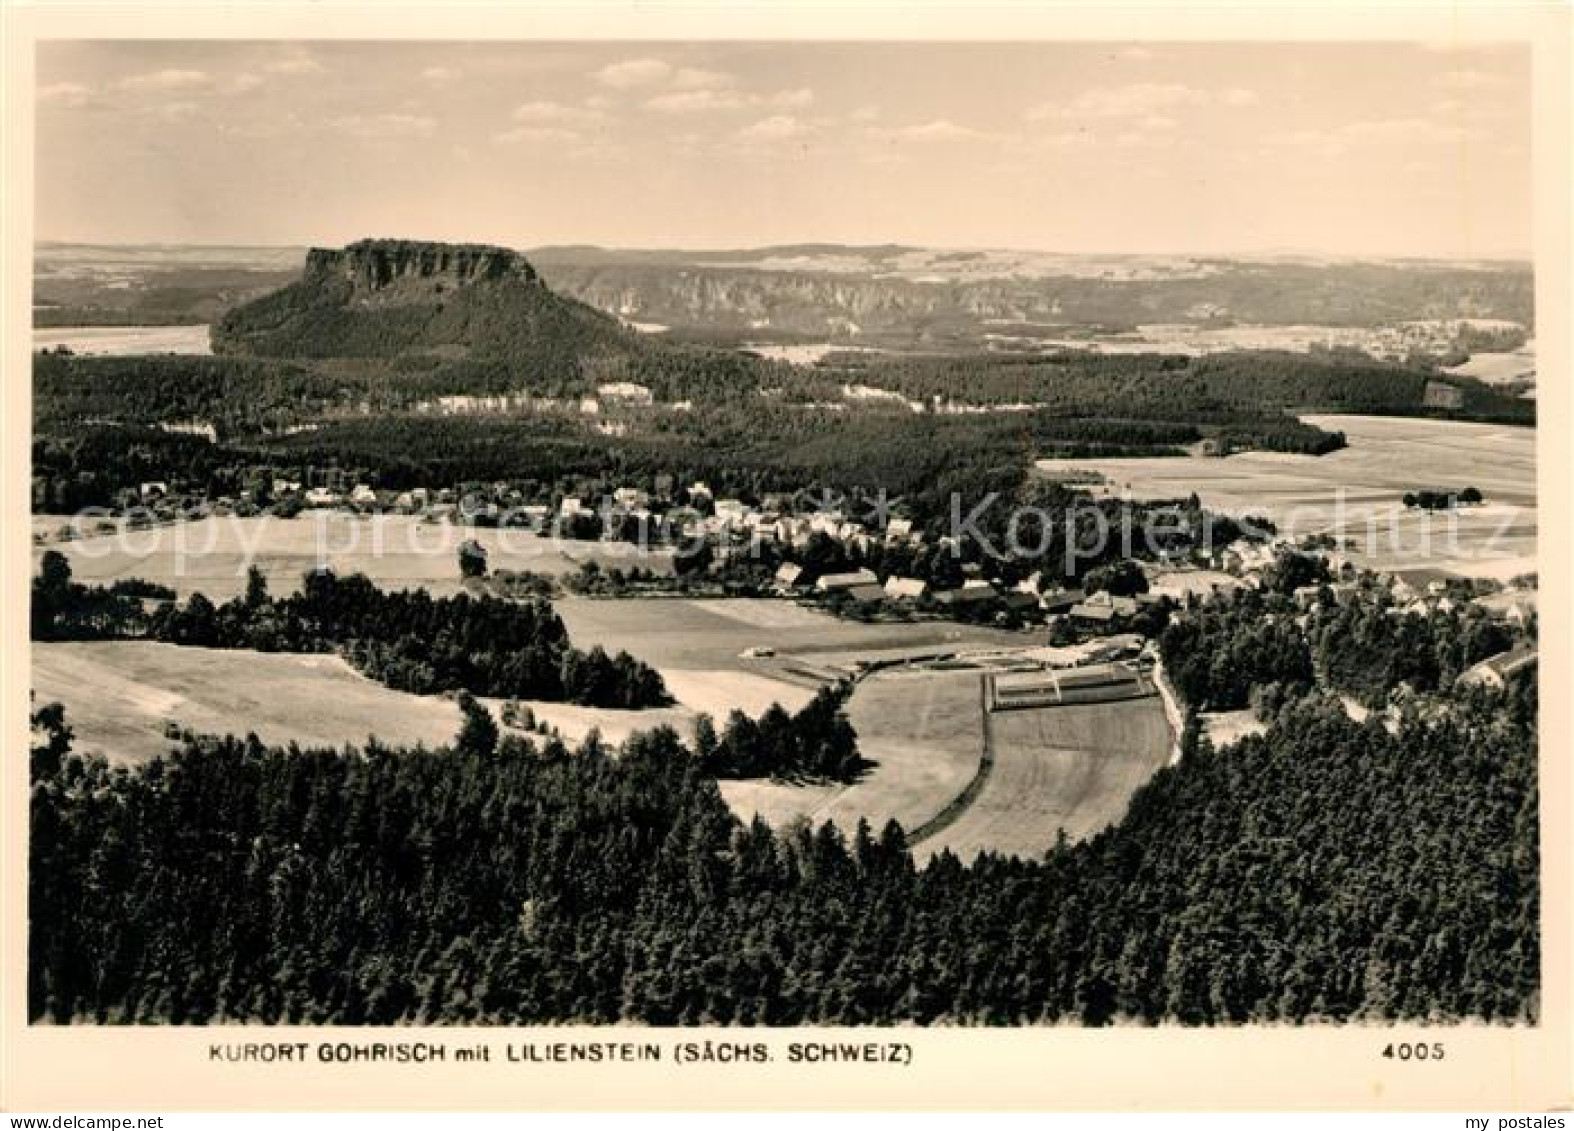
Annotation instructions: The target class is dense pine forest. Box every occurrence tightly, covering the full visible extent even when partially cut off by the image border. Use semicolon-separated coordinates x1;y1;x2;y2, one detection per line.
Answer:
28;655;1537;1025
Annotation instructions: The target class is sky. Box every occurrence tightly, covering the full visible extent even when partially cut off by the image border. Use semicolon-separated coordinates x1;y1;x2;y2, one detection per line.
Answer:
34;40;1532;258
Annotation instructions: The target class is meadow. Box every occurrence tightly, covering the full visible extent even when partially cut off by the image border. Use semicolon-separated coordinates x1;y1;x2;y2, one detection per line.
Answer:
31;641;463;764
31;513;675;600
32;325;212;356
1035;414;1536;578
720;667;986;834
912;696;1173;863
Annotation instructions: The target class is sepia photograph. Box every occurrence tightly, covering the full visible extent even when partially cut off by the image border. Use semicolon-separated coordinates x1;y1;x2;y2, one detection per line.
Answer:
4;3;1571;1115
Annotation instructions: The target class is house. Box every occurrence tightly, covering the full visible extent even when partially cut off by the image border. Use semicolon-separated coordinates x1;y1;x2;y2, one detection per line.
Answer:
1458;645;1538;690
1040;589;1082;615
304;487;341;507
1475;590;1536;628
885;517;915;542
774;563;806;591
350;484;378;506
715;499;748;522
1001;591;1040;613
843;583;888;603
933;587;996;608
613;486;648;509
1069;602;1117;625
1071;590;1134;624
271;478;302;497
139;481;170;502
1291;584;1324;610
884;576;928;601
560;497;587;517
815;568;879;593
519;503;550;531
597;381;654;405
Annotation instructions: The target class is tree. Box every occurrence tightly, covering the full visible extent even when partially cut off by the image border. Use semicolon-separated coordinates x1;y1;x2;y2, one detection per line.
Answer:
1083;559;1149;598
244;565;269;608
1460;486;1483;505
455;693;498;758
38;549;72;593
30;699;72;781
458;540;489;579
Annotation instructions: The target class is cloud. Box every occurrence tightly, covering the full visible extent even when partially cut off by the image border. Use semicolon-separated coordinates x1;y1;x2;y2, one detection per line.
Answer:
870;119;996;144
422;66;458;84
494;125;581;146
117;69;210;93
850;104;881;123
644;84;813;115
671;66;735;90
1117;47;1156;62
512;100;605;127
593;58;673;89
1029;82;1257;122
226;73;264;95
645;88;752;113
37;82;92;107
1276;117;1468;156
770;88;814;109
736;114;811;142
330;113;436;139
265;50;323;76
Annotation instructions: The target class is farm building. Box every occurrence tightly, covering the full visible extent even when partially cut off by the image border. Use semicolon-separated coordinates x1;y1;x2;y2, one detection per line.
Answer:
815;568;879;593
1080;634;1145;664
1070;591;1138;624
1457;645;1538;690
934;586;996;608
774;563;806;591
843;583;889;603
1040;589;1082;615
1001;591;1040;613
597;381;654;404
1474;590;1536;627
884;576;928;600
989;661;1154;711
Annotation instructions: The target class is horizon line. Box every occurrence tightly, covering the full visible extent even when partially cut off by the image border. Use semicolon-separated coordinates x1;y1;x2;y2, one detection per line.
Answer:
32;237;1536;264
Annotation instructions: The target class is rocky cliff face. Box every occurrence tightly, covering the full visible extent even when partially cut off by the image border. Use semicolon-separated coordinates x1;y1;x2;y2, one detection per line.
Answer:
304;239;539;300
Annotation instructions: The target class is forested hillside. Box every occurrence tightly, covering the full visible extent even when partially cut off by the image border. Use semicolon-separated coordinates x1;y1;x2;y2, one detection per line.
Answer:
29;662;1536;1025
212;239;643;374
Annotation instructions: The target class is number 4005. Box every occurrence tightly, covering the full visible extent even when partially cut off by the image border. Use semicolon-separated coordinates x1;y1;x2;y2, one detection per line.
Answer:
1382;1042;1444;1061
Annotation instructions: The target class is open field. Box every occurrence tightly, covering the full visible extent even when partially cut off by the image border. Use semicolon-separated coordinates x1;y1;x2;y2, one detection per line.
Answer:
555;596;1026;673
33;324;213;356
1035;415;1535;578
913;697;1173;864
720;668;986;834
32;641;463;764
1445;347;1535;386
31;514;674;600
29;640;809;767
1201;709;1269;750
